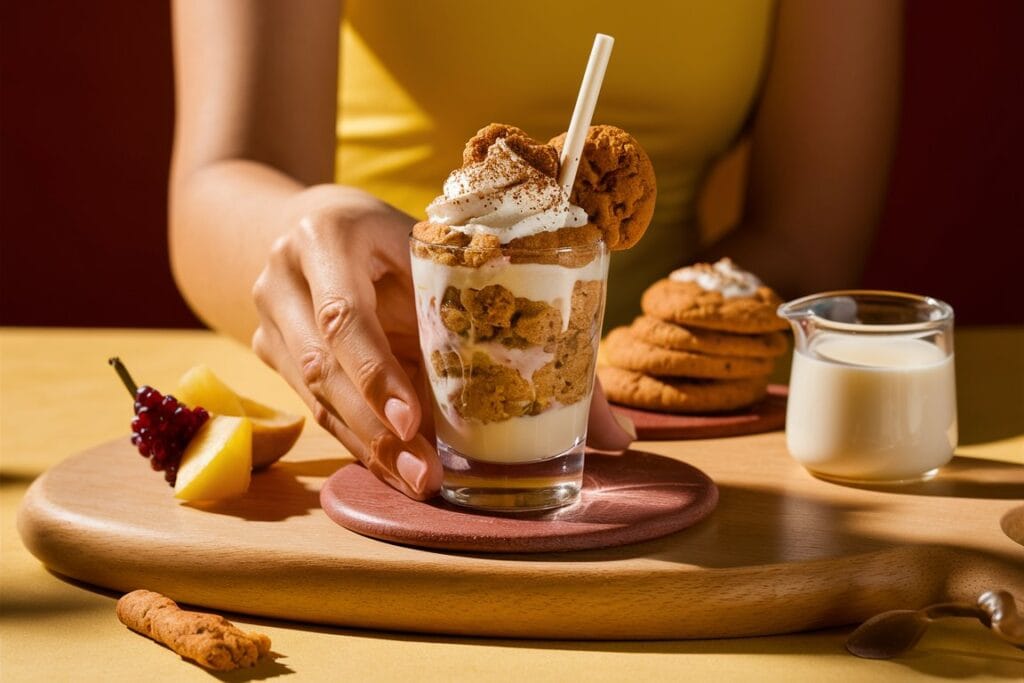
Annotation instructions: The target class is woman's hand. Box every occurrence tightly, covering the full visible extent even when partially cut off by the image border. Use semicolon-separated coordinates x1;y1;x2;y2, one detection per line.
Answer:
249;185;632;501
250;185;442;500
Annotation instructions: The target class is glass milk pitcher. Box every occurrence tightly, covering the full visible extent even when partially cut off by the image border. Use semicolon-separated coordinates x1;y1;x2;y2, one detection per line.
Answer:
778;290;957;484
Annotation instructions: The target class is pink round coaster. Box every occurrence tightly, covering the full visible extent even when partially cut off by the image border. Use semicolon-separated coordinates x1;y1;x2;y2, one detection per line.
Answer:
320;450;717;553
612;384;788;441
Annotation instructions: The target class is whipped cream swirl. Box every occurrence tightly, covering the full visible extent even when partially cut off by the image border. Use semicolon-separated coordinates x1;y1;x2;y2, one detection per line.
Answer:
669;258;762;298
425;138;588;243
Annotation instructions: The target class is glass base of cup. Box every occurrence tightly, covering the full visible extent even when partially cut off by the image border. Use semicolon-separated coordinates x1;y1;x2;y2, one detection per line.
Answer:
437;438;585;512
808;467;941;486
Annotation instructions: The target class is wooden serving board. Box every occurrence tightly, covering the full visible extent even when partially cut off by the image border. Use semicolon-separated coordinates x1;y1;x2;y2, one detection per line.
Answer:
17;430;1024;639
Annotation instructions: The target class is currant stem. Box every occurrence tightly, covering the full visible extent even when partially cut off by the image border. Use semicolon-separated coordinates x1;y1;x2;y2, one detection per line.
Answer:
108;357;138;397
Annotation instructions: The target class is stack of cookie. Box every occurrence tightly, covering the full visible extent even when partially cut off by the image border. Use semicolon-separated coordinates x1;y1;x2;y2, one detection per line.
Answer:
599;259;789;414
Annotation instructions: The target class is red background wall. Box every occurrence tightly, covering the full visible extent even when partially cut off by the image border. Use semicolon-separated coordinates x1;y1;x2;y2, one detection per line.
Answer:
861;0;1024;322
1;1;197;327
2;1;1022;328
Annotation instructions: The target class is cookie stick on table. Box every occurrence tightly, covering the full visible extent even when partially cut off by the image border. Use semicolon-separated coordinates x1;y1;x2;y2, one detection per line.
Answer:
558;33;614;197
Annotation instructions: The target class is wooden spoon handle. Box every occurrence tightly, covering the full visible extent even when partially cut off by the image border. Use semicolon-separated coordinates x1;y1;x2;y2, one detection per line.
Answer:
922;602;985;620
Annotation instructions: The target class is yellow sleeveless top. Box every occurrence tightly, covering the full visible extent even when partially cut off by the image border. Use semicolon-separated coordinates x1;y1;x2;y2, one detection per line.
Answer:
336;1;774;328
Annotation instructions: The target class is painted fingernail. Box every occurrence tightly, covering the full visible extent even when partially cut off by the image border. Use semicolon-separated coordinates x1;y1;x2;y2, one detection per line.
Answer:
395;450;428;494
385;398;415;441
613;411;637;442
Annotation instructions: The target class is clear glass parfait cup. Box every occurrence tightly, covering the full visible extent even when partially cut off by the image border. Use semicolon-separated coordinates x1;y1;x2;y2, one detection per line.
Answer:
409;235;610;511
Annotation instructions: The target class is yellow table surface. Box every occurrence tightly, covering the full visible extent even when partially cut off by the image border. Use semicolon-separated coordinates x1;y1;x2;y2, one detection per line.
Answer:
2;327;1022;681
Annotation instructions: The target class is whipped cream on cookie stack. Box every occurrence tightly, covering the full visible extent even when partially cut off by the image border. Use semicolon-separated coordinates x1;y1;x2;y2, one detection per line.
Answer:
599;259;788;414
411;123;656;463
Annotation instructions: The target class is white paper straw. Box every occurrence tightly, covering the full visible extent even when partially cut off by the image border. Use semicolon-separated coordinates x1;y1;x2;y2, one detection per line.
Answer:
558;34;615;197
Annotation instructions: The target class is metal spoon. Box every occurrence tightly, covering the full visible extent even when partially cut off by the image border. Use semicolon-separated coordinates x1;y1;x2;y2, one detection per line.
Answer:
846;590;1024;659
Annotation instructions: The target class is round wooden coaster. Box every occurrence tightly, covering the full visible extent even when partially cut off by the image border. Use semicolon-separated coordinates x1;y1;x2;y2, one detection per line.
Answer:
613;384;788;441
320;450;718;553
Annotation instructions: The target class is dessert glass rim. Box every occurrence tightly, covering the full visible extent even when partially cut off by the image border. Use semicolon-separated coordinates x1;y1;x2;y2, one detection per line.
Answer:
408;233;608;255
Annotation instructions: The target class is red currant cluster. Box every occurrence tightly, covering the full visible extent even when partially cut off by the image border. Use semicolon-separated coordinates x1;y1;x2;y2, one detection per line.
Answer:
131;387;209;485
110;358;208;486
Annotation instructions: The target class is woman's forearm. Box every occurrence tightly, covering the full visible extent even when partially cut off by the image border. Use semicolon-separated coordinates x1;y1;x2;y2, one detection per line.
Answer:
170;159;304;342
701;215;874;300
707;0;902;299
169;0;341;342
170;163;366;344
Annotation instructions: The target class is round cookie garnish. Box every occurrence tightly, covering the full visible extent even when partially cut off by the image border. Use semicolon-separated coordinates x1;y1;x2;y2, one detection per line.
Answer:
604;327;773;380
550;125;656;250
641;279;788;334
598;365;769;414
630;316;789;359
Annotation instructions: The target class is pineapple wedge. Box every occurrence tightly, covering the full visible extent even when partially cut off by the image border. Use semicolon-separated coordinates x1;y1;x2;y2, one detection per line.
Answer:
175;415;252;501
176;365;304;468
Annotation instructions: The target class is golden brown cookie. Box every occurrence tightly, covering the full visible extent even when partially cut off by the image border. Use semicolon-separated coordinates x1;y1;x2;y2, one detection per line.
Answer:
641;279;788;334
428;277;603;420
550;125;656;251
430;330;597;421
435;351;535;423
568;280;604;334
598;365;768;414
411;221;603;268
411;222;502;267
463;123;560;178
604;327;773;379
630;315;788;358
510;299;563;347
460;285;517;328
437;281;603;351
534;331;596;407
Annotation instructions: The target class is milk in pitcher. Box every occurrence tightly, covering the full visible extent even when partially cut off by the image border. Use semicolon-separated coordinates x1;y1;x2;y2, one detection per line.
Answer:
786;335;957;483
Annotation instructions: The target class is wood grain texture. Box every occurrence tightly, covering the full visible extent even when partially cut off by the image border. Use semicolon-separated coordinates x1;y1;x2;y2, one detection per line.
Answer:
321;451;718;552
17;428;1024;639
612;384;788;440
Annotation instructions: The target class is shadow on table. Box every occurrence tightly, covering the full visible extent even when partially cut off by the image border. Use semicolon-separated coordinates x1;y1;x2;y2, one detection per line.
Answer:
204;655;294;682
0;470;40;487
35;571;295;681
440;482;890;568
46;569;1024;680
182;457;349;522
221;617;1024;681
430;468;1022;567
821;455;1024;500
